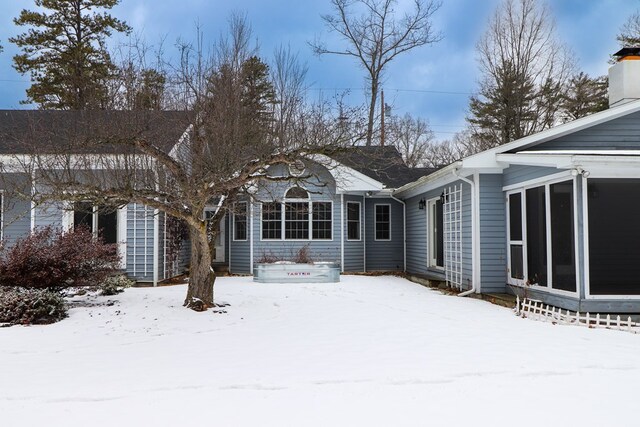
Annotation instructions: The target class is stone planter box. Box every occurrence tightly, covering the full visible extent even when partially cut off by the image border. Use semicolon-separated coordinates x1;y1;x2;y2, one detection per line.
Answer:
253;262;340;283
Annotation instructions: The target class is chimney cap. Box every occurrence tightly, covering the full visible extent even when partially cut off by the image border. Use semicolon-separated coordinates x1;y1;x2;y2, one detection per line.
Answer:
614;47;640;60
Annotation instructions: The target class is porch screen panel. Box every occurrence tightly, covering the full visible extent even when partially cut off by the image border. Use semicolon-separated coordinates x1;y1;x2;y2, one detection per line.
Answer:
550;181;575;292
588;179;640;295
526;187;547;286
508;193;524;280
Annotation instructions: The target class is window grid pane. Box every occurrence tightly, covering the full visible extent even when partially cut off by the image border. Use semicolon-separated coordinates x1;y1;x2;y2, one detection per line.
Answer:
262;203;281;239
312;202;332;239
375;205;390;240
285;202;309;239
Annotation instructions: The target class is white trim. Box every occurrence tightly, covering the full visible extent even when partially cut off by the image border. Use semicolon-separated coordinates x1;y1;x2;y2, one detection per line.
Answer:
117;206;127;270
259;199;335;242
232;201;249;242
373;203;392;241
391;195;407;272
502;171;572;192
505;190;525;286
345;201;362;241
426;197;444;269
505;177;579;295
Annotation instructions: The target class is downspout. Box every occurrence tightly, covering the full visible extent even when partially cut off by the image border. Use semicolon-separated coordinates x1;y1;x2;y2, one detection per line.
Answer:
390;195;407;272
340;194;345;273
454;169;479;297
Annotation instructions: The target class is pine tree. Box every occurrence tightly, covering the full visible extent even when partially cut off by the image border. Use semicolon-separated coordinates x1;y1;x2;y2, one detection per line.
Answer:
561;72;608;121
10;0;130;110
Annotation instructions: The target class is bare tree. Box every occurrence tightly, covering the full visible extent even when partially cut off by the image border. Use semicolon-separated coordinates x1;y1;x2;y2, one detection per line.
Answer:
386;113;434;167
618;11;640;47
311;0;441;146
468;0;573;147
4;17;357;311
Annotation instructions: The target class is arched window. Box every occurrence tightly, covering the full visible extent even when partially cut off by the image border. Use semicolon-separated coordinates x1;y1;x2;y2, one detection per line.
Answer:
285;187;309;199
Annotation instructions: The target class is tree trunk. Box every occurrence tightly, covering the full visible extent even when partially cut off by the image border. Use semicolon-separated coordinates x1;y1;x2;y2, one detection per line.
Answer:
366;79;379;146
184;223;216;310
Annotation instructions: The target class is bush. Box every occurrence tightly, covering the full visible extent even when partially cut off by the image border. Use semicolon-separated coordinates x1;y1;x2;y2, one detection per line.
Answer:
100;275;134;296
0;226;120;290
0;287;67;325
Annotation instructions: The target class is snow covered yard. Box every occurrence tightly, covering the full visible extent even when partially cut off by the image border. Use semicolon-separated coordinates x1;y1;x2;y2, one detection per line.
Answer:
1;276;639;427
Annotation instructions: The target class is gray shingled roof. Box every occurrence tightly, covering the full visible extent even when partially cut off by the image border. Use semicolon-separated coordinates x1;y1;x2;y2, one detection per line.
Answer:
331;146;438;188
0;110;191;154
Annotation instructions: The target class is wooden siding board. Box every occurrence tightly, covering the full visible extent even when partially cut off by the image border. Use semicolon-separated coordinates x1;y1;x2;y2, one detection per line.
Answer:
479;174;507;293
365;197;404;271
522;111;640;151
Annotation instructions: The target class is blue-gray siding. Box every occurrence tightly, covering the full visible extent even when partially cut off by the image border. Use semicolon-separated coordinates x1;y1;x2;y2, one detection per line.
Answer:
478;174;507;293
502;165;559;188
2;194;31;248
365;198;404;271
520;110;640;151
404;180;472;289
249;162;341;271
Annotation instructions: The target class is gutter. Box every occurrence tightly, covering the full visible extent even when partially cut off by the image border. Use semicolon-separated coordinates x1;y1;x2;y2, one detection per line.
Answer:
390;195;407;272
453;169;479;297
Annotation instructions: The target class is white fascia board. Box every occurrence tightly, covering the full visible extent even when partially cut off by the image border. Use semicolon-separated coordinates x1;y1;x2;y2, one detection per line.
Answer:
498;152;640;170
309;154;384;193
462;99;640;169
394;162;476;199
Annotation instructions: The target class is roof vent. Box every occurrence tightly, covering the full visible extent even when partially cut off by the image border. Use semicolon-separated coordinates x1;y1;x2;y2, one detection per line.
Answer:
609;48;640;107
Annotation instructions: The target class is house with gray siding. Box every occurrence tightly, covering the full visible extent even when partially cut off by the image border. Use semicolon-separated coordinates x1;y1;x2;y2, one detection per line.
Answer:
395;48;640;313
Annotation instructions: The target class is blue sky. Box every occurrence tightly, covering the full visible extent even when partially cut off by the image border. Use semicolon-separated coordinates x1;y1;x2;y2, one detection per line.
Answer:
0;0;639;141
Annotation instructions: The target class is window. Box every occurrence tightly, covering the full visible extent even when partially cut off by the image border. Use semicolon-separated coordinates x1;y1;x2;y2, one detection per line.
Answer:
312;202;332;239
507;179;576;292
261;188;332;241
72;202;118;244
285;202;309;239
262;202;282;240
428;199;444;268
346;202;361;240
375;204;391;240
233;202;248;241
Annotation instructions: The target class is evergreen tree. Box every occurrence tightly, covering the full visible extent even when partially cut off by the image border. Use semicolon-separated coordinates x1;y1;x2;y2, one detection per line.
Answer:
10;0;130;110
561;72;608;121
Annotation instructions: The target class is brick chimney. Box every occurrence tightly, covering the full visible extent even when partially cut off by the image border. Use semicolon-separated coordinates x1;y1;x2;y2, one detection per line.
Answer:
609;47;640;107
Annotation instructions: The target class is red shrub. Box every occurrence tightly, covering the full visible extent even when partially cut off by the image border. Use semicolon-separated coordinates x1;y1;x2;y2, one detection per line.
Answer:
0;226;120;290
